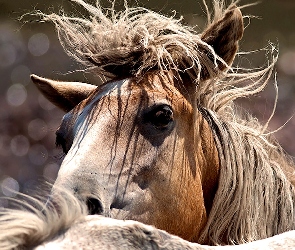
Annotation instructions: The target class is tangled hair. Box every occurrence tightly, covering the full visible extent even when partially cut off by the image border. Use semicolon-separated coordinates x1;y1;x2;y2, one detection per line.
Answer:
0;188;88;250
34;0;241;81
32;0;295;245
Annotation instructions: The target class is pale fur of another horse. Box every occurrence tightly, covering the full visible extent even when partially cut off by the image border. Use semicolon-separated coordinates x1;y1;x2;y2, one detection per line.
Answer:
1;192;295;249
20;0;295;245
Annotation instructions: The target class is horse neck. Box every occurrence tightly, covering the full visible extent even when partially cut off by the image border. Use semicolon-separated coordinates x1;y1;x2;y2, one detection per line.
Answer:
171;75;221;215
193;108;221;214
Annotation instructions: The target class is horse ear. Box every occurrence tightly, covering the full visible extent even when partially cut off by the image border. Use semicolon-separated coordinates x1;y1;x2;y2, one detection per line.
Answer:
31;74;97;112
200;5;244;79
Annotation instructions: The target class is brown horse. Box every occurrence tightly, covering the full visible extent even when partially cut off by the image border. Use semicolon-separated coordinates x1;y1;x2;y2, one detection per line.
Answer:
28;0;294;245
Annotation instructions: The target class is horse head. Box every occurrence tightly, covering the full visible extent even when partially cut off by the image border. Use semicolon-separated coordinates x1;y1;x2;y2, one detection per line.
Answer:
31;3;244;242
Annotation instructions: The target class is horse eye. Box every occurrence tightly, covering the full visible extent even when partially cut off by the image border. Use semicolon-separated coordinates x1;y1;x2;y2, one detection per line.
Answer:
145;105;174;130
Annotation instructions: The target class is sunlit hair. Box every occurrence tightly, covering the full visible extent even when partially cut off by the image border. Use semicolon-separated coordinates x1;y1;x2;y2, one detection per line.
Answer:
0;187;87;250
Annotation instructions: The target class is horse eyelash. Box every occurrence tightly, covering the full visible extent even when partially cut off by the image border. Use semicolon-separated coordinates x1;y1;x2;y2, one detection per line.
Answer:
55;132;68;154
54;152;66;161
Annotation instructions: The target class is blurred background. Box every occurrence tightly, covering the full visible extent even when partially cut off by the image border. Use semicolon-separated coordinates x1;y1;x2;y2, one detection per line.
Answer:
0;0;295;206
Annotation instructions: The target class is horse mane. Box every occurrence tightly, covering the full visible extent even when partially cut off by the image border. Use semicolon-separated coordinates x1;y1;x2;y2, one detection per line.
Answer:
33;0;232;81
32;0;295;245
0;189;88;250
198;108;295;244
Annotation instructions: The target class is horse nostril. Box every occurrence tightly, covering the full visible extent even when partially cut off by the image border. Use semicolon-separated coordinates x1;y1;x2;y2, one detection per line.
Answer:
86;197;104;215
110;198;128;210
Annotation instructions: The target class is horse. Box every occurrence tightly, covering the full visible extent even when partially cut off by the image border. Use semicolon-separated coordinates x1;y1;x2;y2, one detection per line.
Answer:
5;0;295;246
1;190;295;250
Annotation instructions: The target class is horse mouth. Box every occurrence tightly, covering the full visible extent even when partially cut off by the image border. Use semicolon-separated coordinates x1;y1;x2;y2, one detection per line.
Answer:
86;197;129;216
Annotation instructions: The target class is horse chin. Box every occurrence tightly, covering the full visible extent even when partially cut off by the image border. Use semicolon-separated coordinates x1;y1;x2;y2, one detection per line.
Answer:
110;208;150;223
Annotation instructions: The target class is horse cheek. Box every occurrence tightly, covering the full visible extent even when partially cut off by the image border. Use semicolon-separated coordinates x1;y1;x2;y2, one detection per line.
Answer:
145;160;207;242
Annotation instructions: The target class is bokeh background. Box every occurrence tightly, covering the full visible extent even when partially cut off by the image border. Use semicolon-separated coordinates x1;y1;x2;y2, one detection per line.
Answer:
0;0;295;206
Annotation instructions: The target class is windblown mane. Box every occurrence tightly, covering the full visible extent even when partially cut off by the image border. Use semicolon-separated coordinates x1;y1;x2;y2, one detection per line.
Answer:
34;0;230;81
0;189;88;249
33;0;295;245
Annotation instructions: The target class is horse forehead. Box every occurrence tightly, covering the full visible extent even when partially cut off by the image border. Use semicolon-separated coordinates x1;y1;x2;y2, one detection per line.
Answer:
63;74;188;134
78;74;184;114
71;79;133;120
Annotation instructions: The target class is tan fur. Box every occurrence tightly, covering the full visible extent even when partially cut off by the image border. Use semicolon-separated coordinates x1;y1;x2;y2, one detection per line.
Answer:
25;0;295;246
